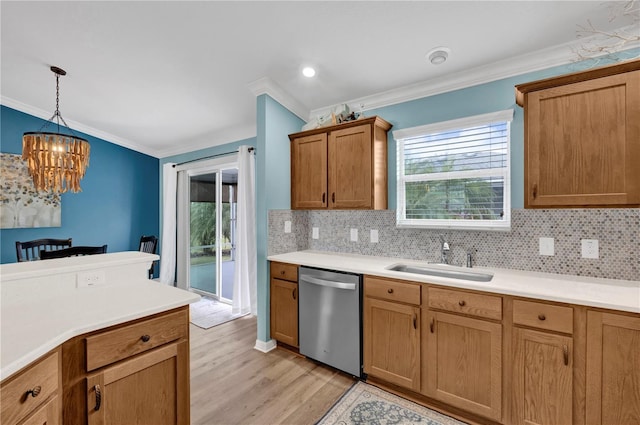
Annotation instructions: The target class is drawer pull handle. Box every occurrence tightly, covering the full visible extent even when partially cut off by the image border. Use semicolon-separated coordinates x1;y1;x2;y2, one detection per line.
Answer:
26;386;41;398
430;318;435;333
563;345;569;366
292;288;297;300
458;300;466;307
413;314;417;329
94;384;102;411
538;314;546;321
141;334;151;343
281;270;286;275
387;288;394;294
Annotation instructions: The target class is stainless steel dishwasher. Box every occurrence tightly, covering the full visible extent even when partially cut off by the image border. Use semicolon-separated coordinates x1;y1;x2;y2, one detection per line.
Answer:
298;266;362;377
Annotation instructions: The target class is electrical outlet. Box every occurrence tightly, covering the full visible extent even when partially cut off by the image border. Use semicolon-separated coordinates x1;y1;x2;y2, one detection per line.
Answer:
284;221;292;233
77;270;107;288
581;239;599;259
350;228;358;242
539;237;554;256
370;229;379;243
312;227;319;239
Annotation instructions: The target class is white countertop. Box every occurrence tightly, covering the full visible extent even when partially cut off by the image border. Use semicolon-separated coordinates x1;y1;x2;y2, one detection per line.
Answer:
1;252;200;381
268;250;640;314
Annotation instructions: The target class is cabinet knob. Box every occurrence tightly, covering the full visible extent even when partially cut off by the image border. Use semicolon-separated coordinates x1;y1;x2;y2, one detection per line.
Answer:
387;288;394;294
280;270;285;275
25;386;41;398
458;300;466;307
538;314;546;321
141;334;151;342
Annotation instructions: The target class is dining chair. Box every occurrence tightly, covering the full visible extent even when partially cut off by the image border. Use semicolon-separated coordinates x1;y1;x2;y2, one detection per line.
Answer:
139;235;158;278
16;238;73;262
40;245;108;260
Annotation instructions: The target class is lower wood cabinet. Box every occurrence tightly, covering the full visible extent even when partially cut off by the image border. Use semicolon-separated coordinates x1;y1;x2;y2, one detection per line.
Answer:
586;311;640;425
512;328;573;425
363;297;420;391
62;307;190;425
86;341;189;425
269;262;299;347
424;310;503;422
0;350;61;425
270;278;299;347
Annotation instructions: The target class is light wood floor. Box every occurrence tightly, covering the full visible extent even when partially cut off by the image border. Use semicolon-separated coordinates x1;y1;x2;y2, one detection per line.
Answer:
190;315;355;425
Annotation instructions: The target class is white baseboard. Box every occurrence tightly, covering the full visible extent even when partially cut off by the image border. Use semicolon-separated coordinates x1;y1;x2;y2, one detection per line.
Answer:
254;339;277;353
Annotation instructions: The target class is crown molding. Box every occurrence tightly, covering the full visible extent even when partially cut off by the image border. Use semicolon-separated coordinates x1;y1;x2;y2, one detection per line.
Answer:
1;95;160;157
308;25;640;120
247;77;309;121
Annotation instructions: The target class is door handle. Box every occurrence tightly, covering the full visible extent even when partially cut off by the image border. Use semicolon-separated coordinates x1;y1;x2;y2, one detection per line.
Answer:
413;314;417;330
93;384;102;411
292;288;297;300
331;192;335;203
299;275;356;291
322;192;325;203
532;184;538;199
430;318;434;333
563;345;569;366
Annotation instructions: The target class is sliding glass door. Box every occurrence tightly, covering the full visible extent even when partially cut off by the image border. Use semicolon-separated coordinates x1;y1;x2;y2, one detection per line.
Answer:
178;159;237;303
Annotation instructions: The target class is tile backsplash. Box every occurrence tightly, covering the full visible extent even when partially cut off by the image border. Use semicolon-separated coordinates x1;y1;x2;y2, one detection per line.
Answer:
268;209;640;281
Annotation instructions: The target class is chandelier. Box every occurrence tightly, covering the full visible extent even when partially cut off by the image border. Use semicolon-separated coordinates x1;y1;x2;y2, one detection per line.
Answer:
22;66;90;193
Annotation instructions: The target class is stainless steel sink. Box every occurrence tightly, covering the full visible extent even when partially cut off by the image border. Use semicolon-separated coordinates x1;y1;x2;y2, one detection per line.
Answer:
387;263;494;282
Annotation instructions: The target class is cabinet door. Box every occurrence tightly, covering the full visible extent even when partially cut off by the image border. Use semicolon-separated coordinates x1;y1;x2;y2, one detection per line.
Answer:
363;297;420;391
328;124;373;209
291;133;328;209
425;311;502;421
86;341;189;425
512;328;573;425
586;311;640;425
525;70;640;207
270;278;299;347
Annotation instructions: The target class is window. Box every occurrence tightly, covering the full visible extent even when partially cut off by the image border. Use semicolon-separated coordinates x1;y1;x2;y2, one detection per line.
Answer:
394;109;513;230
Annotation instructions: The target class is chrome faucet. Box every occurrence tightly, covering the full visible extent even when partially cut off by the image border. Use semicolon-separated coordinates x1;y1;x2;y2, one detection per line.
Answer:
439;235;450;264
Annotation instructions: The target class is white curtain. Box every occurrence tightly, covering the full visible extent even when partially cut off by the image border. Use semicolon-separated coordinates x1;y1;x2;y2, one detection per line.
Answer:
232;146;257;315
159;163;177;285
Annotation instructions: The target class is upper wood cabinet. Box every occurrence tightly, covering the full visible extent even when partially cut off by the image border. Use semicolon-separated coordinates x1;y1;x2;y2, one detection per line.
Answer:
516;59;640;208
290;116;391;210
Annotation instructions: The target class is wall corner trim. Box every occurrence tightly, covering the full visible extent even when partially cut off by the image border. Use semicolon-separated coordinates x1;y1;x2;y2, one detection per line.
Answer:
254;339;278;353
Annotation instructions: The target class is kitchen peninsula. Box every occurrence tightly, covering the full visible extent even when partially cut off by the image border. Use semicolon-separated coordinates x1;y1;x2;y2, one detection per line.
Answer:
0;252;199;425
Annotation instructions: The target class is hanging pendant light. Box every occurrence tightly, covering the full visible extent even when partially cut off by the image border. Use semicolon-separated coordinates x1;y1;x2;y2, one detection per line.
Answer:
22;66;90;193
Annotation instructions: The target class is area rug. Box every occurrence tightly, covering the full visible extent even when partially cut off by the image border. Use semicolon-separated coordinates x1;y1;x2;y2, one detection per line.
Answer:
189;296;248;329
317;381;468;425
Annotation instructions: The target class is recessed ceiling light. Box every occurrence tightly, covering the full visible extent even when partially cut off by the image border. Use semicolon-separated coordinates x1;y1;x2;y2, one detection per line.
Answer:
426;47;451;65
302;66;316;78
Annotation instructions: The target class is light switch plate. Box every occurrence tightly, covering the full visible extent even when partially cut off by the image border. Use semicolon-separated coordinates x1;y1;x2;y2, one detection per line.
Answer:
284;221;292;233
581;239;599;259
370;229;379;243
539;237;554;256
350;228;358;242
312;227;319;239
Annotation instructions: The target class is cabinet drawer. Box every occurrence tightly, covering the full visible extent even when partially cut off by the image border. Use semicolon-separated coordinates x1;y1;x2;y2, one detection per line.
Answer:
86;309;188;371
270;262;298;282
365;276;421;305
513;300;573;334
428;287;502;320
1;351;59;425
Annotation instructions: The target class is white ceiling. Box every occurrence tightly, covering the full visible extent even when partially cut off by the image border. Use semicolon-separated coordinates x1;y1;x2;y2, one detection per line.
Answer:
1;1;638;158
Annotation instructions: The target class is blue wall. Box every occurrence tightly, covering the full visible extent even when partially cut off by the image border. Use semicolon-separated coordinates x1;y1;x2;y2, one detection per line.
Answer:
0;105;159;264
256;94;304;342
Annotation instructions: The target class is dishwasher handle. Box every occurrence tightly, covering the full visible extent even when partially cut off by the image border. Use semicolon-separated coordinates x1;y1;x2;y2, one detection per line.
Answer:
299;275;357;291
